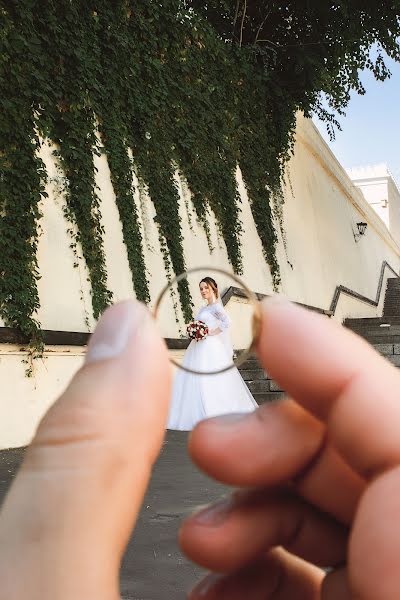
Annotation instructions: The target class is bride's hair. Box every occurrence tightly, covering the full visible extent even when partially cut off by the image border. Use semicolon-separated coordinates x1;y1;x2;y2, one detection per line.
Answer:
199;277;219;299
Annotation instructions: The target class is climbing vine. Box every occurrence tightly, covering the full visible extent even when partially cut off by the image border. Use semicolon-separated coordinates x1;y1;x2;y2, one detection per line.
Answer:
50;108;113;318
99;116;151;304
2;0;398;342
0;5;46;364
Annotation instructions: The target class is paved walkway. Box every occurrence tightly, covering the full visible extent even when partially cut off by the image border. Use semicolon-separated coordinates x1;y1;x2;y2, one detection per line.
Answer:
0;431;226;600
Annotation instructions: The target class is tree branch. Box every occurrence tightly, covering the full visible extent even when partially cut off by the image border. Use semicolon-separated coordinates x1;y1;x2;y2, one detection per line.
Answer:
232;0;241;39
239;0;247;47
254;9;272;46
256;39;280;47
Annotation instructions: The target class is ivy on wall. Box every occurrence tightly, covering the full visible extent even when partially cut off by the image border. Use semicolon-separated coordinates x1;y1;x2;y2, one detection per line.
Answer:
0;0;299;344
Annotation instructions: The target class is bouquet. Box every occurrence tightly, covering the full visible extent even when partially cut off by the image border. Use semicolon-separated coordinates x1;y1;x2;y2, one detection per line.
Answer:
187;320;209;342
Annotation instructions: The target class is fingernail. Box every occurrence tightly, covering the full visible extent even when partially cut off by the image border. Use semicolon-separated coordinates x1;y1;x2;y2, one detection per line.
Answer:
191;496;233;526
190;573;223;598
86;301;145;363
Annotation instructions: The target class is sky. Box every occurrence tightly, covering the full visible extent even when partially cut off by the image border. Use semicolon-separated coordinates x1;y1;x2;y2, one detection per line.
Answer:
313;53;400;186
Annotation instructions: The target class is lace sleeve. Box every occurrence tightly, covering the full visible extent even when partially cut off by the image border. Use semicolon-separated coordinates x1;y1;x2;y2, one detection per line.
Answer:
212;304;232;330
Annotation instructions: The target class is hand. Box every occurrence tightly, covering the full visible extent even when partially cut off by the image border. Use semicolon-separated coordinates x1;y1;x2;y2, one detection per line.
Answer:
208;328;222;337
0;301;171;600
2;297;400;600
180;297;400;600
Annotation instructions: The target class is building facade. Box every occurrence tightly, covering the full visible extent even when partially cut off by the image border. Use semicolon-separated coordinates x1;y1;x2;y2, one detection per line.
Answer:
1;114;400;448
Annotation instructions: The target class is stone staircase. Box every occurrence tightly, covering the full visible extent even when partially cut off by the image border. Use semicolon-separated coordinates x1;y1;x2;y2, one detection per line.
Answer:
238;355;285;404
344;277;400;367
343;316;400;367
239;277;400;404
383;276;400;318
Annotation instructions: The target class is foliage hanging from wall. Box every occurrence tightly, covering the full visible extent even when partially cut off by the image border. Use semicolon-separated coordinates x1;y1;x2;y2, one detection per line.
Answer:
1;0;399;344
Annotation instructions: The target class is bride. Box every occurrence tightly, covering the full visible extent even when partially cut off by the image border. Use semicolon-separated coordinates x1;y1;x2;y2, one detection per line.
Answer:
167;276;258;430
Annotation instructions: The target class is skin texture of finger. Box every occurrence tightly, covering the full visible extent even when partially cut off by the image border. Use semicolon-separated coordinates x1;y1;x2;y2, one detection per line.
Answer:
256;297;400;479
190;399;323;485
294;443;364;524
189;400;364;524
348;465;400;600
321;568;352;600
255;298;400;598
180;489;347;572
189;548;323;600
0;301;171;600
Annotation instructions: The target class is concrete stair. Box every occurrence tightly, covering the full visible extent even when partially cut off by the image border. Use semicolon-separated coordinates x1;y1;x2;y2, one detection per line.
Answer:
239;276;400;404
239;324;400;404
344;316;400;367
344;277;400;366
383;277;400;317
237;355;286;404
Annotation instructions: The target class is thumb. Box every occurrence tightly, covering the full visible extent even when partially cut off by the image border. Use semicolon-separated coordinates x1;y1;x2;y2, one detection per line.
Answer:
0;301;171;600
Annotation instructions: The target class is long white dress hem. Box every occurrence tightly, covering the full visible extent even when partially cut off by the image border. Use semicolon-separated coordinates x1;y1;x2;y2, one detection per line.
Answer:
167;302;258;431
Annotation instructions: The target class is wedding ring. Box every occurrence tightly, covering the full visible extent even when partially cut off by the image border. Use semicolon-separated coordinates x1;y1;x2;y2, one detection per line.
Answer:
153;266;262;375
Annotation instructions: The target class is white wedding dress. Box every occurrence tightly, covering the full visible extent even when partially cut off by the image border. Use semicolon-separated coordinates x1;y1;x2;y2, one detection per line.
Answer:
167;302;258;430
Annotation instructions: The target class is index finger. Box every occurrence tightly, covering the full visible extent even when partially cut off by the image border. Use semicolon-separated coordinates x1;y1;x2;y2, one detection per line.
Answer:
256;297;400;479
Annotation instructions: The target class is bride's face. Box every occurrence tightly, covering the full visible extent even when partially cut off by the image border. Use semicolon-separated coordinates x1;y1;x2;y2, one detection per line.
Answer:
199;282;213;302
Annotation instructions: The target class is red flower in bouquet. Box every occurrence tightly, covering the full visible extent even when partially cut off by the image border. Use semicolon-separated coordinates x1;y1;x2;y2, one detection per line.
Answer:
186;320;209;342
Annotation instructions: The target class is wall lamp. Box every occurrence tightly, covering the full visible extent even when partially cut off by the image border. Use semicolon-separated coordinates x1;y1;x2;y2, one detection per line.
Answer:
354;221;368;242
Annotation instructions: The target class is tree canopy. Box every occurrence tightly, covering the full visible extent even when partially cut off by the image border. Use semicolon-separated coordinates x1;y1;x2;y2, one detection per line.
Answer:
188;1;400;134
1;0;399;361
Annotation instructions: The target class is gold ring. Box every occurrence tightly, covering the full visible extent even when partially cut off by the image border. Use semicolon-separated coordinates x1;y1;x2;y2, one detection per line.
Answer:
153;266;262;375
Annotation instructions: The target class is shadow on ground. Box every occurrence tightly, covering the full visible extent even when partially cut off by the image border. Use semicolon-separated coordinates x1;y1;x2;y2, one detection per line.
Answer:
0;430;226;599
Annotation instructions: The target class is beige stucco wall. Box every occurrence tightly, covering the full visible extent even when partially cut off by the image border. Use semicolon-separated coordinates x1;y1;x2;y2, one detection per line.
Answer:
348;164;400;249
279;119;400;315
2;116;399;336
2;114;400;449
0;345;189;450
0;347;85;449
